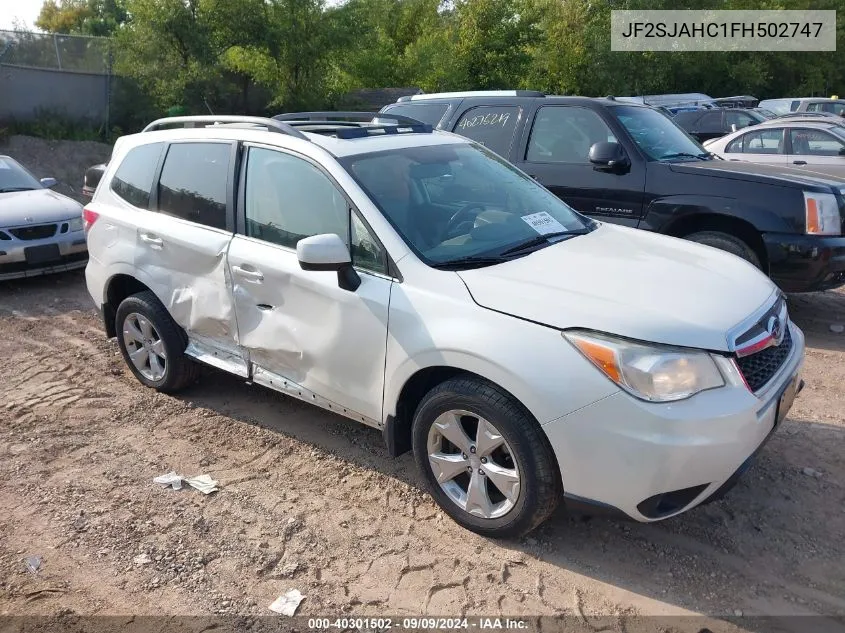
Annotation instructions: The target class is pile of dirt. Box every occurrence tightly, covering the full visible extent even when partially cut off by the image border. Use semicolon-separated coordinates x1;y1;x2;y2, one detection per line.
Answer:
0;135;112;203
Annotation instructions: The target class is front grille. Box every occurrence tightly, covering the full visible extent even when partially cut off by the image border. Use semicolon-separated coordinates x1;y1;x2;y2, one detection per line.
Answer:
736;326;792;392
9;224;58;240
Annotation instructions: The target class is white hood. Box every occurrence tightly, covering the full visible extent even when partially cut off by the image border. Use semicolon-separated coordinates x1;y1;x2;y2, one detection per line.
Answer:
457;224;778;351
0;189;83;226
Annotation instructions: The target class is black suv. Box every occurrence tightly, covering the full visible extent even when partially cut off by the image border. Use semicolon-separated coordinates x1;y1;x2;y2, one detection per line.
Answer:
673;108;770;143
380;91;845;292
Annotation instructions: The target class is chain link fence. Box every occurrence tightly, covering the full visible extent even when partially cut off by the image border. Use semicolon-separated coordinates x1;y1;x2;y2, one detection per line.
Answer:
0;29;118;132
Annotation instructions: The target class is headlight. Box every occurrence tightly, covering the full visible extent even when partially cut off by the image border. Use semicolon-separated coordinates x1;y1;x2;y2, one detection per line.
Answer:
804;191;841;236
68;216;84;232
563;330;725;402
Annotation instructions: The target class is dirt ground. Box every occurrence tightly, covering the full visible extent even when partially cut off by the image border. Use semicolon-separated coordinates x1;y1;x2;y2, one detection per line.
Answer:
0;135;112;203
0;272;843;632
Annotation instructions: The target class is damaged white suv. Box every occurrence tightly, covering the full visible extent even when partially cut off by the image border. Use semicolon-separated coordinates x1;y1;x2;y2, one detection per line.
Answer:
84;114;804;537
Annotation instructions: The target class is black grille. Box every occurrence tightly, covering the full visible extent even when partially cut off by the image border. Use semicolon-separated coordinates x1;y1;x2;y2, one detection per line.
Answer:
736;327;792;392
9;224;57;240
0;251;87;274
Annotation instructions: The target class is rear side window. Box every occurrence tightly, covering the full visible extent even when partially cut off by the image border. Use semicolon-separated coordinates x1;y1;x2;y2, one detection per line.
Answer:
452;106;521;156
726;128;783;154
111;142;164;209
157;143;230;230
381;103;448;127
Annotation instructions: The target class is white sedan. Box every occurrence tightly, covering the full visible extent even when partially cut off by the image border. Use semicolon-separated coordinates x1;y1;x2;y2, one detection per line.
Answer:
704;120;845;176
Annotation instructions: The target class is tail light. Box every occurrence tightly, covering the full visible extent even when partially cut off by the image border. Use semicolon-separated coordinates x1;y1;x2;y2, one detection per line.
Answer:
82;208;100;234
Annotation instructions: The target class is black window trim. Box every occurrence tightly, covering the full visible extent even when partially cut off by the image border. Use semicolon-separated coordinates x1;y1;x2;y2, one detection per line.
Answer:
235;141;400;281
151;139;237;233
452;103;524;158
523;104;618;166
109;141;167;211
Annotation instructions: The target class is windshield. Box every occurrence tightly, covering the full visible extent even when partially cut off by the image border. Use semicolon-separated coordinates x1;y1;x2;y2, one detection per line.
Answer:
611;105;709;161
340;143;591;266
0;157;41;192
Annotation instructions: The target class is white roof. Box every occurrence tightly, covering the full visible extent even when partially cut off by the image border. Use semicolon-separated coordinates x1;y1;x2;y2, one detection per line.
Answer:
756;120;843;130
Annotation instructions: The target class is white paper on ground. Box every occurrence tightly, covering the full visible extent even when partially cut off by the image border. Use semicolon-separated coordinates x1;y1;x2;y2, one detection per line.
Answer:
184;474;219;495
153;472;183;490
520;211;567;235
153;472;219;494
268;589;305;616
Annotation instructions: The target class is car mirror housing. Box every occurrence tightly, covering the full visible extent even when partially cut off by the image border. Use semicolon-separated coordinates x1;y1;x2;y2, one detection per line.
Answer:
297;233;360;291
40;177;58;188
589;142;630;173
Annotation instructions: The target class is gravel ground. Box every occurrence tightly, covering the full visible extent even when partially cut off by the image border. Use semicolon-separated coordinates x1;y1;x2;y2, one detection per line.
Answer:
0;272;843;633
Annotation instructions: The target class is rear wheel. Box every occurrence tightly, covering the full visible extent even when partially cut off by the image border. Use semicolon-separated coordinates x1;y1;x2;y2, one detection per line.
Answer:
412;376;561;538
686;230;761;269
115;291;199;393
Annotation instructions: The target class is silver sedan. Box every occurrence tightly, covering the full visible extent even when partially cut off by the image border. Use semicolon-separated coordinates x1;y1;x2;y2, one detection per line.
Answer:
0;155;87;280
703;120;845;177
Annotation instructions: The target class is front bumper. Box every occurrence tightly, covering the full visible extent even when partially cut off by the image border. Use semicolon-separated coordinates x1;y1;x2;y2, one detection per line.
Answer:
763;233;845;292
544;322;805;522
0;229;88;281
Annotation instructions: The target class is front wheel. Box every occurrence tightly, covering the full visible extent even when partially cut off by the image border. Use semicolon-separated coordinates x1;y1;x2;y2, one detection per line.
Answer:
412;376;561;538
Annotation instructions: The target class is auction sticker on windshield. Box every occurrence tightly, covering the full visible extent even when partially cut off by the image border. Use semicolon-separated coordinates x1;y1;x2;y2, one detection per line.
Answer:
521;211;567;235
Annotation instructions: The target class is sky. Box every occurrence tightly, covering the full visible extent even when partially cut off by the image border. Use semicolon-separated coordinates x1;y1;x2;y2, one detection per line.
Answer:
0;0;46;31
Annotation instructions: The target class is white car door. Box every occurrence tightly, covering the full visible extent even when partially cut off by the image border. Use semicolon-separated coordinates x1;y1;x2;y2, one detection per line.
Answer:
787;128;845;169
721;127;789;165
133;140;245;370
227;144;393;425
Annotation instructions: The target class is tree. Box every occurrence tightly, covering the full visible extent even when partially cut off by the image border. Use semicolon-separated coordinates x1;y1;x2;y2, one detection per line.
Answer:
36;0;127;36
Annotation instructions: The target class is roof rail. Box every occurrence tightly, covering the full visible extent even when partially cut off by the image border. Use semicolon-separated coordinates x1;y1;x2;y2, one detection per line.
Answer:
141;115;308;140
396;90;545;102
273;111;426;126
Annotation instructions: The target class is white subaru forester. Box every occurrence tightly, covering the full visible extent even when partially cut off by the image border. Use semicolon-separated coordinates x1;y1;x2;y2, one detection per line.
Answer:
84;114;804;537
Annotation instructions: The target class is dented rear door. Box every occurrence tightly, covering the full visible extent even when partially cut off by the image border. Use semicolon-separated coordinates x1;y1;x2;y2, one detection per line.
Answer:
133;140;240;351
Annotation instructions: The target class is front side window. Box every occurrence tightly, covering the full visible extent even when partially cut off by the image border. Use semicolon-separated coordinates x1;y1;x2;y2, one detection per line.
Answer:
452;106;521;156
526;106;617;164
697;111;724;132
341;143;591;267
726;111;757;130
610;105;708;161
111;142;164;208
789;129;845;156
726;128;783;154
157;143;229;229
244;147;349;250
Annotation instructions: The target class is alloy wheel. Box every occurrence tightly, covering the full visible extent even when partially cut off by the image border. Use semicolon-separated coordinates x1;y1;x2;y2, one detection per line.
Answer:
426;410;520;519
122;312;167;381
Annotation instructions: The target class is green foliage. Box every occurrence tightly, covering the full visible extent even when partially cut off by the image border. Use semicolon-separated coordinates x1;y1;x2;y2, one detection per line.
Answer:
0;109;111;141
33;0;845;117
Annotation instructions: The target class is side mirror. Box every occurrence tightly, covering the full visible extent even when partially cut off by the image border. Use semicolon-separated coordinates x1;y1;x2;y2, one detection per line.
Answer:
297;233;360;292
83;163;106;198
588;142;630;173
40;177;58;188
730;124;738;132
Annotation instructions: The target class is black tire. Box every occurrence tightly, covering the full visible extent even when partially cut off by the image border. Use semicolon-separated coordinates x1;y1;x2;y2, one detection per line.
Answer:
686;230;761;269
115;290;199;393
412;376;561;538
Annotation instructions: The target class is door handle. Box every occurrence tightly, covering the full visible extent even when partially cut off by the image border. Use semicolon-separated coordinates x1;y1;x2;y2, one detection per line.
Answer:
232;265;264;282
792;160;807;165
139;233;163;248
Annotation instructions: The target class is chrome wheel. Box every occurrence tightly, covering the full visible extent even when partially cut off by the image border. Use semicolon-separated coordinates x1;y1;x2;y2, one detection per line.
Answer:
122;312;166;381
427;410;520;519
